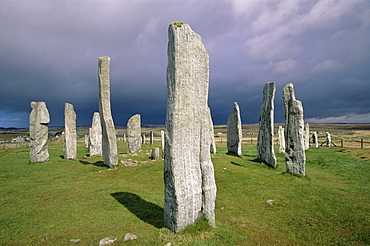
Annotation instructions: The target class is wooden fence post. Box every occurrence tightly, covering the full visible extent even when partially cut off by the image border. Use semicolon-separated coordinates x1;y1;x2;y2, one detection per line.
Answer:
361;139;363;148
341;139;343;148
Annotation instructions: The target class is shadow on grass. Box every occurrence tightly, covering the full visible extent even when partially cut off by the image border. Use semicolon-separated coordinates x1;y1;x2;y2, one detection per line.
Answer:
230;161;245;167
111;192;164;229
226;152;243;158
79;160;106;167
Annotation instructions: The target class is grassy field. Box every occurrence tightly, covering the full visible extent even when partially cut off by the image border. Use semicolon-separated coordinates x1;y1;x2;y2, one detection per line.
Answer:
0;137;369;245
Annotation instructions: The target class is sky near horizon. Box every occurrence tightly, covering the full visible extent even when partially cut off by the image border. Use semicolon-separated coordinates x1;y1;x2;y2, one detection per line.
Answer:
1;0;370;128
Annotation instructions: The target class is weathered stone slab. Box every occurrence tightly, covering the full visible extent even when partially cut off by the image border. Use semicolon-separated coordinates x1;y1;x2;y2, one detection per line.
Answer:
283;83;306;176
161;130;165;158
98;56;118;167
141;134;145;144
150;147;160;160
227;102;242;156
29;101;50;163
127;114;142;153
278;126;285;153
312;131;318;148
304;123;310;150
257;82;277;168
150;131;154;145
89;112;102;156
64;103;77;160
164;22;217;233
326;132;331;147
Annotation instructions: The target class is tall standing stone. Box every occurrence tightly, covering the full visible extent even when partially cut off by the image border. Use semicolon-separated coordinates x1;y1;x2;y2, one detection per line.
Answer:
64;103;77;160
127;114;142;153
278;126;285;153
164;22;217;233
150;131;154;145
227;102;242;156
150;147;160;160
257;82;277;168
98;56;118;167
283;83;306;176
326;132;331;147
304;123;310;150
312;132;318;148
89;112;102;156
29;101;50;163
161;130;165;158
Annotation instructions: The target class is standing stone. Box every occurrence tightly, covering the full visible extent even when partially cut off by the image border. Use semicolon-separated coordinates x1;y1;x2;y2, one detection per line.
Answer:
150;131;154;145
227;102;242;156
123;133;126;142
141;134;146;144
161;130;165;158
150;147;160;160
304;123;310;150
312;132;318;148
89;112;102;156
208;107;217;154
326;132;331;147
127;114;142;153
29;101;50;163
64;103;77;160
257;82;277;168
164;22;217;233
84;135;89;148
283;83;306;176
98;56;118;167
278;126;285;153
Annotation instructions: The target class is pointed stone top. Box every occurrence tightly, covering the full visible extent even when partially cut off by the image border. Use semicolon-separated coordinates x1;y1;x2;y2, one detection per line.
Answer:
171;21;184;29
233;102;239;109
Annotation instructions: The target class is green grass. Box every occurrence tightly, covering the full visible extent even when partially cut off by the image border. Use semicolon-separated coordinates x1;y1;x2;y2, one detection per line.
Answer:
0;141;369;245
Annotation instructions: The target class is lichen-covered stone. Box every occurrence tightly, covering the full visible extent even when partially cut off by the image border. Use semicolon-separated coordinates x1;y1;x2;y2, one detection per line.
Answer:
127;114;141;153
227;102;242;156
278;126;285;153
89;112;102;156
257;82;277;168
161;130;165;158
98;56;118;167
29;101;50;163
164;22;217;233
208;107;217;154
150;131;154;145
326;132;331;147
64;103;77;160
283;83;306;176
150;147;160;160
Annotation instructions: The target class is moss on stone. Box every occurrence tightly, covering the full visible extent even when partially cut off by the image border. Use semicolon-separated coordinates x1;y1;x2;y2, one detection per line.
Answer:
173;21;184;29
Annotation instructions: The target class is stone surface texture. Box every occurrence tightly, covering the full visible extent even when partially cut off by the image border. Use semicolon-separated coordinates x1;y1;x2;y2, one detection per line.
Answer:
227;102;242;156
150;147;160;160
164;22;217;233
98;56;118;167
257;82;277;168
150;131;154;145
161;130;165;158
64;103;77;160
29;101;50;163
127;114;142;153
278;126;285;153
208;107;217;154
283;83;306;176
89;112;102;156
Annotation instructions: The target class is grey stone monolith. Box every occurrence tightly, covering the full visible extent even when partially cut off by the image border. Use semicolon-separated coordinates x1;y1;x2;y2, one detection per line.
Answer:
150;147;160;160
227;102;242;156
326;132;331;147
127;114;141;153
98;56;118;167
123;134;126;142
278;126;285;153
85;135;89;148
283;83;306;176
161;130;165;158
89;112;102;156
141;134;145;144
257;82;277;168
150;131;154;145
64;103;77;160
312;132;318;148
304;123;310;150
164;22;217;233
29;101;50;163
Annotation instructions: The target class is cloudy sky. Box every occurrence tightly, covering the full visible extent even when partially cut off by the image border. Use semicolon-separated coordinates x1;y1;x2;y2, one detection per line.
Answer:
1;0;369;128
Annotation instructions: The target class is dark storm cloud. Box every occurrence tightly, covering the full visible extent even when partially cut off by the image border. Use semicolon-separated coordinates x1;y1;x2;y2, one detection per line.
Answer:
1;0;369;128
